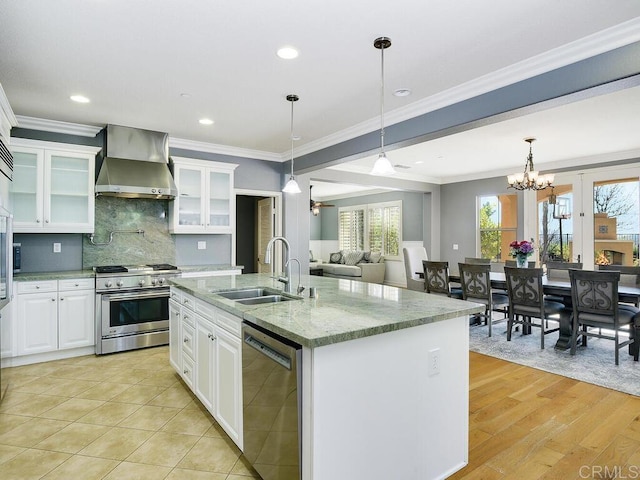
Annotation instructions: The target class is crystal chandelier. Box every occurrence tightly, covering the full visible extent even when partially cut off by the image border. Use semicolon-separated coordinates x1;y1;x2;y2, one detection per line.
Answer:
507;137;554;191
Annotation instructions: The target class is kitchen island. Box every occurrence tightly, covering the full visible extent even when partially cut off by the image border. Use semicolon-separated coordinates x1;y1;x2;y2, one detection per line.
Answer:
170;273;483;480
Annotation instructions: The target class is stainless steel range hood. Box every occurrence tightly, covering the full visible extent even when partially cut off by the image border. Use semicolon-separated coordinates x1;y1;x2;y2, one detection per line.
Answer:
95;124;177;199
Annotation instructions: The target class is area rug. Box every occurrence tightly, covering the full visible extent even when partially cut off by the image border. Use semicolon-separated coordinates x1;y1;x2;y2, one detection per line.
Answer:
468;321;640;397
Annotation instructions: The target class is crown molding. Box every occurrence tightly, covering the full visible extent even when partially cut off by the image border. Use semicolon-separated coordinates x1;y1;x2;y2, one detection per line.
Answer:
16;115;102;137
292;18;640;159
169;136;281;162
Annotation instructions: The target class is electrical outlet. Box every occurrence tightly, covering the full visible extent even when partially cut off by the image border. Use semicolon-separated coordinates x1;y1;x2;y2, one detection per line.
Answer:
53;242;61;253
428;348;441;376
197;241;206;250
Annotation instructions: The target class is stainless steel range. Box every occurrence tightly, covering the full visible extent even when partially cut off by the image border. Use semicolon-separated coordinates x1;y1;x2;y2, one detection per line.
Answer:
95;264;181;355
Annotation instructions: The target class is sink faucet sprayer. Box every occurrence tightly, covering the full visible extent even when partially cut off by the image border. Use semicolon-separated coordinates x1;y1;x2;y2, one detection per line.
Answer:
264;236;294;293
285;258;305;295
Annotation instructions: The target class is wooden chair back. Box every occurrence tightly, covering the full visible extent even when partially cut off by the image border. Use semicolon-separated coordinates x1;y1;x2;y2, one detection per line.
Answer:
423;261;452;296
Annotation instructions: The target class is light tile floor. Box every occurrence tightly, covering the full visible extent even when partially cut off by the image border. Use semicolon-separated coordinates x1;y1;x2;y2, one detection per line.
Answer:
0;346;260;480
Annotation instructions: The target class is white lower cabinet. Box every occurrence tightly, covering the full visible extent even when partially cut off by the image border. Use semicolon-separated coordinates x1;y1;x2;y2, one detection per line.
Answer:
16;278;95;357
170;287;243;449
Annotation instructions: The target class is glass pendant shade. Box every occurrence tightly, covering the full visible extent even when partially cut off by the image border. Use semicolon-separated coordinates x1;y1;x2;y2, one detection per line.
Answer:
371;152;396;176
283;176;301;194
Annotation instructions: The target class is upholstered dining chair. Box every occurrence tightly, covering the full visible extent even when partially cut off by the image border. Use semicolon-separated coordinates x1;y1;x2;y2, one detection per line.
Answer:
423;261;463;299
545;261;583;281
596;265;640;307
403;247;428;291
458;263;509;337
569;269;639;365
504;267;565;349
464;257;491;265
504;260;536;268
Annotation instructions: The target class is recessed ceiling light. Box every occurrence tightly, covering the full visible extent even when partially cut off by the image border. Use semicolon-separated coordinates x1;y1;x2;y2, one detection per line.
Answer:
415;160;424;164
393;88;411;97
70;95;90;103
180;93;191;98
277;46;299;59
199;118;214;125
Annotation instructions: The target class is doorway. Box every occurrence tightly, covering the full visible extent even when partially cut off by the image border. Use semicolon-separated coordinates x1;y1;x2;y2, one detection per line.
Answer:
235;190;282;274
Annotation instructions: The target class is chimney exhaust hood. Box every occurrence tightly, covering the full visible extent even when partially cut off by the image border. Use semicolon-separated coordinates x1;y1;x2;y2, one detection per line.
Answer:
95;124;178;199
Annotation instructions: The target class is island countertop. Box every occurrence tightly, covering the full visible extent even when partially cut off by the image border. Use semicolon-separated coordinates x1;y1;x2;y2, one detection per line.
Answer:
170;273;483;348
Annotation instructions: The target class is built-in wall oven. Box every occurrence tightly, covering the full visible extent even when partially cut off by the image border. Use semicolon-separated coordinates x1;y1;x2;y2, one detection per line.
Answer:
95;264;180;354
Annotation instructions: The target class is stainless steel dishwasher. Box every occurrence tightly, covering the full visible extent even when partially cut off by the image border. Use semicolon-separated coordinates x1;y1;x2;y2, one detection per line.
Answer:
242;321;302;480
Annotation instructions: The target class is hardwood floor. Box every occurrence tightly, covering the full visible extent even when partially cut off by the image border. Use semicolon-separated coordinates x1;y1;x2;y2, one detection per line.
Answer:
450;352;640;480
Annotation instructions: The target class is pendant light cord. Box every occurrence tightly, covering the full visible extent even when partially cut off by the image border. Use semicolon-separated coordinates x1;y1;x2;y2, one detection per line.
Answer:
290;98;295;177
380;43;385;154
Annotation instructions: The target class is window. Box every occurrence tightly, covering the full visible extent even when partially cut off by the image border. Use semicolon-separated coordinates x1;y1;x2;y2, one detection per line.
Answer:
338;201;402;258
478;194;517;261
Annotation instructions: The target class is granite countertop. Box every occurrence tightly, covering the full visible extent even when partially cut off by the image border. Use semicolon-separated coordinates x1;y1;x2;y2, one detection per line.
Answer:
170;273;484;348
14;269;96;281
178;264;243;273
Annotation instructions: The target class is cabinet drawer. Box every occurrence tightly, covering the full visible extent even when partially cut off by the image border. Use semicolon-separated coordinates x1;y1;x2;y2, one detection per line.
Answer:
181;291;197;311
182;323;195;359
215;309;242;337
181;307;195;327
195;298;216;319
17;280;57;294
170;287;183;304
182;355;194;388
59;278;94;291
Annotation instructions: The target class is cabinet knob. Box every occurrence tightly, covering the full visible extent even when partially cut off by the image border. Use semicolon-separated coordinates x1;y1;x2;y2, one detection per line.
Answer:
36;219;40;223
60;298;64;301
183;337;189;343
36;285;40;289
51;298;56;301
75;283;79;287
183;369;189;375
45;220;49;223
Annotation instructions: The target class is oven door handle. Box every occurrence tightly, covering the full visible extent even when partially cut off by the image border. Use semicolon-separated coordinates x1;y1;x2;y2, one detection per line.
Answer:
100;290;169;302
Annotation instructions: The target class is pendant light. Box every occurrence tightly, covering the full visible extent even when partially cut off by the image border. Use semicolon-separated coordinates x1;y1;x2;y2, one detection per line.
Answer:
370;37;396;176
282;94;302;194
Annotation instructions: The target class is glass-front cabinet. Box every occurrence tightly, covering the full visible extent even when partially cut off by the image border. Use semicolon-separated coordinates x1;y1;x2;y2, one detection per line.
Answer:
10;139;100;233
169;157;238;234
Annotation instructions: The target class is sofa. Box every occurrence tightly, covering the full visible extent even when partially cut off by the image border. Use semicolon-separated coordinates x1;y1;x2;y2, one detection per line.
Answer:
314;250;386;284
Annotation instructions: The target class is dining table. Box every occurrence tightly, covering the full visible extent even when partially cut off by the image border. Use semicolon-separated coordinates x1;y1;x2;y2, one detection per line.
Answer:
443;271;640;352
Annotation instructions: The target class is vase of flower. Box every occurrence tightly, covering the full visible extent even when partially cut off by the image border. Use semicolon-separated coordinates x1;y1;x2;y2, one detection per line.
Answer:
510;240;534;268
515;254;528;268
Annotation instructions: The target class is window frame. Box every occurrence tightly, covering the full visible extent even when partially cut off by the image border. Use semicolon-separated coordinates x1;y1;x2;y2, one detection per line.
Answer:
338;200;402;260
477;194;517;262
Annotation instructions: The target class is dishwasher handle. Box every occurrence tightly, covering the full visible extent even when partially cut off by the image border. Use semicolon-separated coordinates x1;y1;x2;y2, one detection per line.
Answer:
244;332;292;370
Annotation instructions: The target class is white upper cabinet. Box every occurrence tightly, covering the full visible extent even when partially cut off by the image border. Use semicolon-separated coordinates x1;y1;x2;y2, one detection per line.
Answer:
10;139;100;233
169;157;238;234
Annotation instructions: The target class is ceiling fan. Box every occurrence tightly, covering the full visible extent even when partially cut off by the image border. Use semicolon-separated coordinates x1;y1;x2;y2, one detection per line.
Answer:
310;186;335;216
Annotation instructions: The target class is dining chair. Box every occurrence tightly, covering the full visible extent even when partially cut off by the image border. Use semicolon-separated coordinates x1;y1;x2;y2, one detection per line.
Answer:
504;260;536;268
423;261;463;299
504;267;565;349
458;263;509;337
464;257;491;265
403;247;428;292
545;261;583;281
569;269;639;365
596;265;640;307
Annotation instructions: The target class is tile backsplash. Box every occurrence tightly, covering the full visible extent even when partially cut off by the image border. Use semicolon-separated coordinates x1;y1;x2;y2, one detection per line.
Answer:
82;196;176;268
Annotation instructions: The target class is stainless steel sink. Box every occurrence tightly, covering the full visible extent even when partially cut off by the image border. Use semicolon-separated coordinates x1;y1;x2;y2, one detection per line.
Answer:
213;287;301;305
214;288;278;300
236;295;295;305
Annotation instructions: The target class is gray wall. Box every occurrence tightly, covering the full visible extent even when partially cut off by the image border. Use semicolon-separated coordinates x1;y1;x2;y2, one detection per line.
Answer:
14;233;83;272
440;177;523;273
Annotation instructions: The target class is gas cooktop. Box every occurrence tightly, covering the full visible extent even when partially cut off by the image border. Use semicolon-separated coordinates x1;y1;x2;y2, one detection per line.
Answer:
94;264;179;274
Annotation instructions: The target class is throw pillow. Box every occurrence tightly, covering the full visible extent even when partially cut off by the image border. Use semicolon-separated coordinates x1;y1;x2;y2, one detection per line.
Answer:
362;251;372;263
343;250;365;266
329;252;342;264
369;252;382;263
